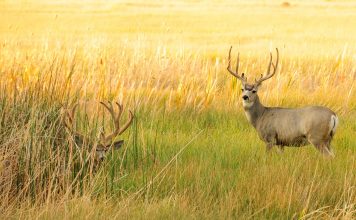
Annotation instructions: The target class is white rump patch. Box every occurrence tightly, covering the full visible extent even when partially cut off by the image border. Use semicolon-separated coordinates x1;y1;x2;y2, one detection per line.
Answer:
329;115;339;135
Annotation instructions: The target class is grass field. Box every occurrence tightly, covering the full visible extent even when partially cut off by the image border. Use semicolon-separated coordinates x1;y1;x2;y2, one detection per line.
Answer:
0;0;355;219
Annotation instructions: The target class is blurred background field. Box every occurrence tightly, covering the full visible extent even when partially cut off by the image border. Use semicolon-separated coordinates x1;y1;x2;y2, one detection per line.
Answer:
0;0;355;219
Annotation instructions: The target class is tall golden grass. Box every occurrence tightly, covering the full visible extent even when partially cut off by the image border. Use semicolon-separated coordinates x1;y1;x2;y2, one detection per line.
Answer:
0;1;355;219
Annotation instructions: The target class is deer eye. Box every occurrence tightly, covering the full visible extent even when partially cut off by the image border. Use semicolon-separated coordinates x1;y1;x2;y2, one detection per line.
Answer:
252;90;256;93
241;89;244;92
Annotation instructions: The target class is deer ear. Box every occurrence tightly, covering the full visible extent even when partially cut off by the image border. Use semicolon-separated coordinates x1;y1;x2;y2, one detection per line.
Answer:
74;135;84;146
111;140;124;150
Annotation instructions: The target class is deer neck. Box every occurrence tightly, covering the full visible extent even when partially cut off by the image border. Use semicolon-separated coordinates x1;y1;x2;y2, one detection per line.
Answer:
243;96;266;128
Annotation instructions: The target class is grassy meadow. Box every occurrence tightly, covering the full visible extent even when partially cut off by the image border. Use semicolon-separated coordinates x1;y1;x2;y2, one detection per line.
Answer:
0;0;355;219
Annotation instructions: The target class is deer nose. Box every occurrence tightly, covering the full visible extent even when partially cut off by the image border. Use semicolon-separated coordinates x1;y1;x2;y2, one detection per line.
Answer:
242;95;249;100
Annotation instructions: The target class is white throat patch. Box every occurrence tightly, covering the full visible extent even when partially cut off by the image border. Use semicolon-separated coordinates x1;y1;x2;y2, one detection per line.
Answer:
244;111;252;123
242;101;254;123
242;101;254;108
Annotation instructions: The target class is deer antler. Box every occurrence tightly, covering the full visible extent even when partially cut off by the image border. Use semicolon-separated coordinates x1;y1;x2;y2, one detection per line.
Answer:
227;46;247;83
63;104;87;145
255;48;279;86
99;101;133;146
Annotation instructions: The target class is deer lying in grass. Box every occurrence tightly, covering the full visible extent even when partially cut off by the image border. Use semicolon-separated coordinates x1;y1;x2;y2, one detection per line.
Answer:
226;47;338;157
63;101;133;164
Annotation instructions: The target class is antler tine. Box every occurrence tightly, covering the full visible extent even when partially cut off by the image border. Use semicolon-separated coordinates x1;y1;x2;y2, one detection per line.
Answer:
227;46;246;83
63;112;72;130
269;48;279;75
63;103;78;129
236;52;240;74
64;103;86;142
100;101;133;145
266;52;273;76
63;103;77;127
274;48;279;72
115;102;123;124
255;48;279;85
118;110;134;135
228;46;232;68
100;101;117;123
100;101;123;128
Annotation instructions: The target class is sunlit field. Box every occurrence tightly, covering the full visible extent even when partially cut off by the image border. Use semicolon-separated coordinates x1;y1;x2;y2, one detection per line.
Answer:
0;0;355;219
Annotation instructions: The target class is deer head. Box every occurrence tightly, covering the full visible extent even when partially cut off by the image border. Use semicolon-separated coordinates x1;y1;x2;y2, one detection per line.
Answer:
63;102;133;162
227;46;279;108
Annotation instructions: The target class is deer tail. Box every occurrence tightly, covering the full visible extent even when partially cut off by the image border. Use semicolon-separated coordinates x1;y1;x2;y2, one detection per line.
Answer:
329;114;339;137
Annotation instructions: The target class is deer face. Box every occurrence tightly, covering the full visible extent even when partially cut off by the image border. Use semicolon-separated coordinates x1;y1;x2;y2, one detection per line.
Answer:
241;83;259;108
226;46;279;108
70;138;125;162
64;102;133;165
95;140;124;161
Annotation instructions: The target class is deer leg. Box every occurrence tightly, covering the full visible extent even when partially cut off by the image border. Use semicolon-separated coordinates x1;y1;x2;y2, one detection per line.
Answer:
277;146;285;154
319;145;334;158
324;141;335;158
309;138;334;158
326;139;335;157
265;142;274;153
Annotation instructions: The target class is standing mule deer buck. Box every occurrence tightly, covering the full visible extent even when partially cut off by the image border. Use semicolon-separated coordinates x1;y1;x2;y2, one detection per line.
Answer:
63;101;133;164
226;47;338;157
